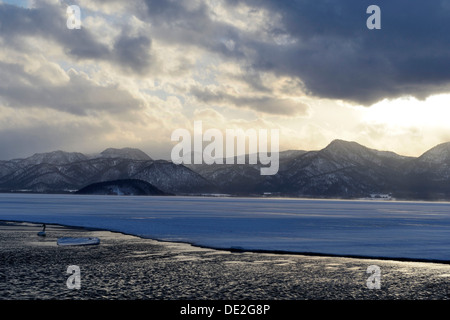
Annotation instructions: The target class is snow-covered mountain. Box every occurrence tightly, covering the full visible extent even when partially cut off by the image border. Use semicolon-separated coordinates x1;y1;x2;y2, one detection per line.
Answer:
275;140;412;197
0;148;214;194
185;150;306;194
417;142;450;163
397;142;450;198
187;139;450;199
2;141;450;199
20;150;88;165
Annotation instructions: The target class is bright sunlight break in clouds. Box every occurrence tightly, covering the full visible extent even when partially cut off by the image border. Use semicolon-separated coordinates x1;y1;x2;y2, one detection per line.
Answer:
1;0;450;159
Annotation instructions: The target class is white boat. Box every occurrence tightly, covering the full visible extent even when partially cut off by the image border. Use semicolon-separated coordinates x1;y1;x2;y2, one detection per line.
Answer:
57;237;100;246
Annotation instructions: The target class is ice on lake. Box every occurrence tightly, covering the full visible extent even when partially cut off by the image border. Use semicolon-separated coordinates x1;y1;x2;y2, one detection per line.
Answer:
1;193;450;261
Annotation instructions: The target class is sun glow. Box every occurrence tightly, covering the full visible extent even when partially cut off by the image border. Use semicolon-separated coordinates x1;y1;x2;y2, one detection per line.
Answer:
362;94;450;127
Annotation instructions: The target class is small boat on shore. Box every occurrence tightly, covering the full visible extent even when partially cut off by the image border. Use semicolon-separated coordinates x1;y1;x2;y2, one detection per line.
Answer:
57;237;100;246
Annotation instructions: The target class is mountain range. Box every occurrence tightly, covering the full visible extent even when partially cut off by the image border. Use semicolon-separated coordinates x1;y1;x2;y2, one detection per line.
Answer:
1;140;450;200
0;147;214;195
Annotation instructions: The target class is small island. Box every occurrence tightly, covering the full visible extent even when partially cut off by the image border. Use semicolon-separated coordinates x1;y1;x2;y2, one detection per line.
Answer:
75;179;170;196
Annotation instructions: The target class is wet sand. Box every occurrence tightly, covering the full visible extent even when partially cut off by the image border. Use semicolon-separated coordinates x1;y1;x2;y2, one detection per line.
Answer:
1;221;450;300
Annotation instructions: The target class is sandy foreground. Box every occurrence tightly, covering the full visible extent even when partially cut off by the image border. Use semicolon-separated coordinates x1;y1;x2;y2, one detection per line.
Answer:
0;221;449;300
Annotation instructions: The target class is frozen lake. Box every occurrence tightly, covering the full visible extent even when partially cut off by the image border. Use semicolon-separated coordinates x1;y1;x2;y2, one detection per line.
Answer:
0;193;450;261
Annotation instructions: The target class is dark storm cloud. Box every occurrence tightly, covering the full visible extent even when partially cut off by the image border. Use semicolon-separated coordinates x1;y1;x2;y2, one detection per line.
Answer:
133;0;450;105
0;2;153;74
2;0;448;109
222;0;450;105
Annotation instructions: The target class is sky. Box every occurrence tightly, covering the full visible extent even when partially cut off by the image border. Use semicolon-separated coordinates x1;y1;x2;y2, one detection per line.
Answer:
1;0;450;160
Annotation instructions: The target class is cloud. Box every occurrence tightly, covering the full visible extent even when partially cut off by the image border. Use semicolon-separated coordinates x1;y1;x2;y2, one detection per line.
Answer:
127;0;450;106
0;60;144;116
220;0;450;105
5;0;449;107
111;31;153;75
193;108;226;122
1;0;450;161
0;104;115;160
190;85;310;116
0;2;154;75
134;0;250;61
0;3;109;57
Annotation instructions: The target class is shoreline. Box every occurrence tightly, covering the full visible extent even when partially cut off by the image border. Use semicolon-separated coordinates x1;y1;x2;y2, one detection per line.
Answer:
3;191;450;204
3;219;450;266
1;220;450;300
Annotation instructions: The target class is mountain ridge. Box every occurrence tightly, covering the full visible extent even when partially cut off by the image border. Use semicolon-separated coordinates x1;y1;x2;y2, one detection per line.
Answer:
0;147;215;195
1;141;450;200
